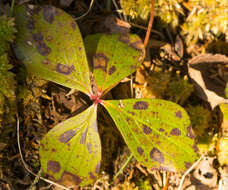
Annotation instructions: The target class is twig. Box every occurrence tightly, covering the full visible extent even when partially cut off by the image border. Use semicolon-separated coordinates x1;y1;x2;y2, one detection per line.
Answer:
177;155;204;190
16;115;71;190
113;153;134;180
75;0;95;20
162;172;170;190
144;0;154;48
129;22;165;40
111;0;124;20
10;0;15;17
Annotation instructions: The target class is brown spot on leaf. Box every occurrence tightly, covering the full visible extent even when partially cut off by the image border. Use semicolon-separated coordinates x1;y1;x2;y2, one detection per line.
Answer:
80;129;87;144
71;21;76;30
150;148;164;163
118;33;130;44
129;40;144;51
46;36;53;42
184;162;192;169
89;172;96;180
186;125;195;139
59;129;76;143
59;171;82;186
133;101;149;110
47;160;61;173
56;64;75;75
137;147;144;155
93;53;109;72
37;42;51;56
87;142;92;154
192;140;199;153
95;162;101;174
108;66;116;75
143;124;152;134
170;128;181;136
42;58;50;65
32;32;43;42
43;6;56;24
175;110;182;118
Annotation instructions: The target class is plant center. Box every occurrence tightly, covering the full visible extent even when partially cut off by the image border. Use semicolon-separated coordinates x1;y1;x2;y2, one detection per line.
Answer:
90;91;103;105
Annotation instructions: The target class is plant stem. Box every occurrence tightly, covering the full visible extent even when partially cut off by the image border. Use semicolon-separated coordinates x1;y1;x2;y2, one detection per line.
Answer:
113;153;134;180
106;0;111;10
144;0;154;48
10;0;15;17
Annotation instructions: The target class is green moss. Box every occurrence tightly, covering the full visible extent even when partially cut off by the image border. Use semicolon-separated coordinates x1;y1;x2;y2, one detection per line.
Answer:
165;77;194;105
182;1;228;44
120;0;183;27
186;105;211;137
0;15;17;127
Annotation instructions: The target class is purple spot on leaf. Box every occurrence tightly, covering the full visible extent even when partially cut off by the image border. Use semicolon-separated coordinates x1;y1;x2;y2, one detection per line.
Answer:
36;42;51;56
108;66;116;75
89;172;96;180
47;160;61;173
43;6;56;24
150;148;164;163
175;110;182;118
52;148;56;152
159;128;165;132
192;140;199;153
80;129;87;144
143;124;152;134
133;101;149;110
56;64;75;75
137;147;144;155
59;129;76;143
170;128;181;136
95;162;101;174
32;32;43;42
185;162;192;169
87;142;92;154
71;22;76;30
186;125;195;139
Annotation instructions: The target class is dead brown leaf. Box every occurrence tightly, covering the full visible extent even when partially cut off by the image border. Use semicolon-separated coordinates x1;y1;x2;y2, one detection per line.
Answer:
188;54;228;109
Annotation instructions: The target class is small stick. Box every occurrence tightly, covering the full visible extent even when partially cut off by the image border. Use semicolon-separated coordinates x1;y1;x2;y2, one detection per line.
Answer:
112;0;124;21
162;172;170;190
75;0;95;20
113;153;134;180
178;155;204;190
16;115;71;190
10;0;15;17
144;0;155;48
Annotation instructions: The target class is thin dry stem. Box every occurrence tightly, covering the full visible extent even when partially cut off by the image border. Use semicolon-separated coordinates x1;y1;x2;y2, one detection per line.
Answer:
16;115;71;190
144;0;154;48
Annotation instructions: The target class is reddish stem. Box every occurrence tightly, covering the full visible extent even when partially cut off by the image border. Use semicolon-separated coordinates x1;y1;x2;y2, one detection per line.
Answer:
144;0;154;48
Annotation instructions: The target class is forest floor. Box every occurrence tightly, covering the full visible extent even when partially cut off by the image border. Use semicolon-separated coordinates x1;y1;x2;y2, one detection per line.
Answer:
0;0;228;190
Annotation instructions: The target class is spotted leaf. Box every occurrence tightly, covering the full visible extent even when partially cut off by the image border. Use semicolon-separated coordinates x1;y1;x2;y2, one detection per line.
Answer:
103;99;198;172
39;105;101;187
84;33;145;95
13;4;91;95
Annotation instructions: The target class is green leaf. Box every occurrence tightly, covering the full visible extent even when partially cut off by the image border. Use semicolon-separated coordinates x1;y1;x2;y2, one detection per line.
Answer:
39;104;101;187
103;99;198;172
13;4;91;95
84;33;145;95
